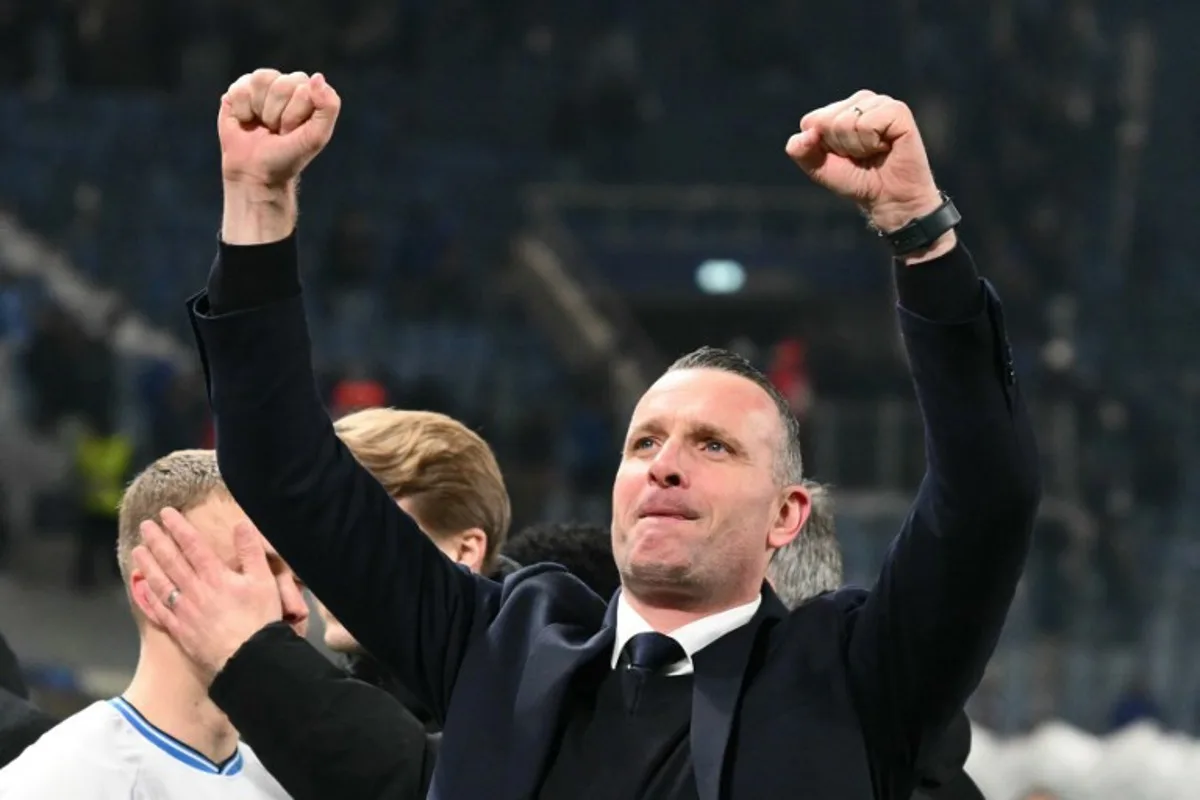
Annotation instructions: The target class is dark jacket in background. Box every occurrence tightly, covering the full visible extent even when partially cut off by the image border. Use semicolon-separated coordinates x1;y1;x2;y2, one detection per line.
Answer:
0;689;56;769
0;633;56;768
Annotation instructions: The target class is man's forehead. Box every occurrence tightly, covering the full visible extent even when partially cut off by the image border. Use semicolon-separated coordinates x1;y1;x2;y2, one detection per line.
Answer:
631;368;780;436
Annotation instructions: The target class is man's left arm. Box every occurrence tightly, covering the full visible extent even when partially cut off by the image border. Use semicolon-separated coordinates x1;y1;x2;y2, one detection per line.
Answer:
844;240;1040;755
787;91;1041;760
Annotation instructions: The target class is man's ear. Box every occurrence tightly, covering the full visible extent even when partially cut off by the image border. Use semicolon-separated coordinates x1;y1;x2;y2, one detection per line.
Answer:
443;528;489;574
767;483;811;551
129;571;161;629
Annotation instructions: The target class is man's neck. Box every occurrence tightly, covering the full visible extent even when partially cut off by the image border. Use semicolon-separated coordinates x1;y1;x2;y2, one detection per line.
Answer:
123;639;240;764
621;585;762;634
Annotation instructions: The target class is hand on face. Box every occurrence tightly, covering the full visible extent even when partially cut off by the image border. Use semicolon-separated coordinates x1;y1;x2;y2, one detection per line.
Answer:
131;507;303;684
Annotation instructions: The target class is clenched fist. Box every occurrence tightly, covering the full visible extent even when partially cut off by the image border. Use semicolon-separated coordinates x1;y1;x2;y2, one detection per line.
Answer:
786;91;943;238
219;69;341;189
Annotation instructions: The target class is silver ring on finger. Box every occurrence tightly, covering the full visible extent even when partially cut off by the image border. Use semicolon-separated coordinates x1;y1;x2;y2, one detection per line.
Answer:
852;106;863;118
165;588;181;610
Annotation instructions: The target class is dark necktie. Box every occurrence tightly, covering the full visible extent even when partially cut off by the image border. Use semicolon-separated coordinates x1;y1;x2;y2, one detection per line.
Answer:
622;632;686;673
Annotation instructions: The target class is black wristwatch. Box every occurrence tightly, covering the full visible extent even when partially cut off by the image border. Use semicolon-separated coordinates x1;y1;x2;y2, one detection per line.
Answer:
876;192;961;256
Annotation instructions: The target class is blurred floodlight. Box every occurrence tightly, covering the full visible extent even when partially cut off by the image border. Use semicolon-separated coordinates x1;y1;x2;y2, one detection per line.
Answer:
695;259;745;294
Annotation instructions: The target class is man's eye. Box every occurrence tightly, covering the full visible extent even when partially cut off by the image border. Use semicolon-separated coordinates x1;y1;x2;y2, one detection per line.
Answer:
703;440;728;453
631;437;655;450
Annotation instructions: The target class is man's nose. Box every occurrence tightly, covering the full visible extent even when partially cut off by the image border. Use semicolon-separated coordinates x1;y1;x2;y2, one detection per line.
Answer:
647;444;687;488
279;577;310;626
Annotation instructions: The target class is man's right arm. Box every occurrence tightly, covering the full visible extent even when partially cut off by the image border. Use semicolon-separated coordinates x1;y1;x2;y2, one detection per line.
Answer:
188;181;500;716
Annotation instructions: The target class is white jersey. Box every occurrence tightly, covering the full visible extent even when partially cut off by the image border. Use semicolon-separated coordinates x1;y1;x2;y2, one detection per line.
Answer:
0;697;290;799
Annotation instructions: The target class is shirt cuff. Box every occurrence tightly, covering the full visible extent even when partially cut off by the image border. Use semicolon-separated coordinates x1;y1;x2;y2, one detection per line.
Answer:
893;243;983;323
207;233;302;315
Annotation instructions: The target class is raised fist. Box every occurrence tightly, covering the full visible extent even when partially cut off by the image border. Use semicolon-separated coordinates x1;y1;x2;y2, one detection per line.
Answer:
786;90;940;233
219;69;341;189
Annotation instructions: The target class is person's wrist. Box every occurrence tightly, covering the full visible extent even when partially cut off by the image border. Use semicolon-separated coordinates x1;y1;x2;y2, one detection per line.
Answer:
865;189;944;234
220;180;297;246
867;189;958;266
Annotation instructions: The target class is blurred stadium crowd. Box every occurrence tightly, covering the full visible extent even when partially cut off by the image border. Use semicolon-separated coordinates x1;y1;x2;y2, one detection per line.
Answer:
1;0;1199;796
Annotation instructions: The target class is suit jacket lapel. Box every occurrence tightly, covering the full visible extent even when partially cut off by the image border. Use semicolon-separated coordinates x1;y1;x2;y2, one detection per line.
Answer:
507;601;618;799
690;589;788;800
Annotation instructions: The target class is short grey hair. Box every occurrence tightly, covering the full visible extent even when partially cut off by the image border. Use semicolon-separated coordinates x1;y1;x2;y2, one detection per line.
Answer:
767;481;843;609
667;347;804;485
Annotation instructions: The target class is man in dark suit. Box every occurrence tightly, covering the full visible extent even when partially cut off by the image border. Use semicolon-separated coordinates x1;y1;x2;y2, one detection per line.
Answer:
166;70;1039;798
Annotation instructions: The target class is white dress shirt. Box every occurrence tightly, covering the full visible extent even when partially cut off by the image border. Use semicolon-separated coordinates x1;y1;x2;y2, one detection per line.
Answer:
610;592;762;676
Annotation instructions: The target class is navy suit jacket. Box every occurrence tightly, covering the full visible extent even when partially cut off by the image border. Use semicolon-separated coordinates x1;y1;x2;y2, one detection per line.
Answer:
188;236;1039;800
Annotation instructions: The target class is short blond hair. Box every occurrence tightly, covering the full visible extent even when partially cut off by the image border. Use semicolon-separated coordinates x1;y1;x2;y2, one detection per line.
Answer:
117;449;231;584
334;408;511;570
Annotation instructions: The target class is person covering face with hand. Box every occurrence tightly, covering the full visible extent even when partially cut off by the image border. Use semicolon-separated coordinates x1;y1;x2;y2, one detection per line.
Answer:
0;450;305;799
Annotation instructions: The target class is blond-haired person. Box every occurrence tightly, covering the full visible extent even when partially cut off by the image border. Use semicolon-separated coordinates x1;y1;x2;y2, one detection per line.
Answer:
319;408;515;658
0;450;307;798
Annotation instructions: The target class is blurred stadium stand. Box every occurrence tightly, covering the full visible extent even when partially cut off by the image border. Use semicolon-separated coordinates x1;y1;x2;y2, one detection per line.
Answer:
1;0;1199;793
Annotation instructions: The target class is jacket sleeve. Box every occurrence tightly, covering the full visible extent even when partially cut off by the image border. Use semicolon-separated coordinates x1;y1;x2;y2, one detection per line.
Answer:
187;233;502;719
843;243;1041;769
210;623;436;800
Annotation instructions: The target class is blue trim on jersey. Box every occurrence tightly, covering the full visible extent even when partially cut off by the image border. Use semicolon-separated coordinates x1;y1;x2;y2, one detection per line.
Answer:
109;697;245;776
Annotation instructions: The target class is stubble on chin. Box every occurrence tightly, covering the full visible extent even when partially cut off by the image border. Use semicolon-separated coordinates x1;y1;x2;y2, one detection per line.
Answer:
620;559;709;607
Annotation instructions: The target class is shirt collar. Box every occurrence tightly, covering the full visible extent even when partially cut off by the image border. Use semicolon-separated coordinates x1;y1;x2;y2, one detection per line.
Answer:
610;592;762;676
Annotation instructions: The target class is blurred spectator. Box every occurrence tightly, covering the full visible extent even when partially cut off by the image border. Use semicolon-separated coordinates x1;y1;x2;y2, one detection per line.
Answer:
62;0;182;90
1109;676;1162;732
322;210;377;299
330;376;388;419
581;25;649;182
0;276;27;346
72;410;133;591
555;380;616;523
503;520;620;599
390;200;462;315
767;336;813;420
144;365;209;459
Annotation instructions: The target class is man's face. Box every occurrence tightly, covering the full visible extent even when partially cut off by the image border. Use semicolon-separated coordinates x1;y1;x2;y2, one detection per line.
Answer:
319;497;486;653
612;368;809;609
184;497;310;638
